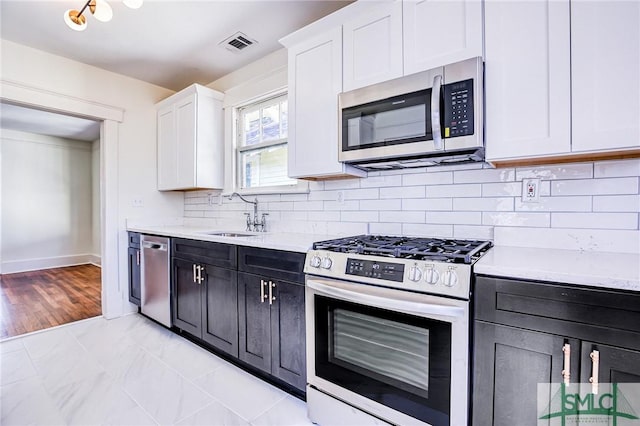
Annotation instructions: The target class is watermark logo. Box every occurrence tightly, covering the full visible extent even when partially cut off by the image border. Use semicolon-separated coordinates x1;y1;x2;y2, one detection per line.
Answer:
538;383;640;425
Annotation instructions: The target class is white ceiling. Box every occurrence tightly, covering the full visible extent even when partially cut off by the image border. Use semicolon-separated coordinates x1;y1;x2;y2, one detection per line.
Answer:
0;0;352;141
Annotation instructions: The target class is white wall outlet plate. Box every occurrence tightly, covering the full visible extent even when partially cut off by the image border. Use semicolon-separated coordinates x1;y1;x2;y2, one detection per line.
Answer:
132;198;144;207
522;178;541;203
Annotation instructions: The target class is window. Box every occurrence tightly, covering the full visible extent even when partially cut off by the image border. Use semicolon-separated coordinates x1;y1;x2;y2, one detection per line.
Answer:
237;94;296;190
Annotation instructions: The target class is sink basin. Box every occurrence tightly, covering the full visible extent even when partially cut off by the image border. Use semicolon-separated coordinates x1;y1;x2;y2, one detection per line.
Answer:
200;231;256;237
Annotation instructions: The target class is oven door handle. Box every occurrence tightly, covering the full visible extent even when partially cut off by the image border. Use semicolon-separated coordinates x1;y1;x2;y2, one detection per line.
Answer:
307;279;465;318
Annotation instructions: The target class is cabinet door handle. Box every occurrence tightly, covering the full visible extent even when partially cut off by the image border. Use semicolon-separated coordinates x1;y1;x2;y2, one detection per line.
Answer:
193;264;197;283
589;349;600;394
561;343;571;385
197;265;204;285
136;250;140;266
260;280;266;303
269;281;276;305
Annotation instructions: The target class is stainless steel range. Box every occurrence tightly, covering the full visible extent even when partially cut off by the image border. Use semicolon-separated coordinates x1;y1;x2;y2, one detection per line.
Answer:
304;235;492;426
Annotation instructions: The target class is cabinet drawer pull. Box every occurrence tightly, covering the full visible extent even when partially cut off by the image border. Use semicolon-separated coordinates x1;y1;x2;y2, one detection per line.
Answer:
561;343;571;385
269;281;276;305
589;349;600;394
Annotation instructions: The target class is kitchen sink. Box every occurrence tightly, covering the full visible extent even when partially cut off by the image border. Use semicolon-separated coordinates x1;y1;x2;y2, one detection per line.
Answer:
199;231;257;237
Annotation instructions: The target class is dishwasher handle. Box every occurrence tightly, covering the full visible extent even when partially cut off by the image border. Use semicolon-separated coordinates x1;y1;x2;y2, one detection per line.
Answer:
142;241;168;251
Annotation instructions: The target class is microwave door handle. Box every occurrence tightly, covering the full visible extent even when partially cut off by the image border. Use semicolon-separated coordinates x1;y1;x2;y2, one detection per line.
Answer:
431;74;444;150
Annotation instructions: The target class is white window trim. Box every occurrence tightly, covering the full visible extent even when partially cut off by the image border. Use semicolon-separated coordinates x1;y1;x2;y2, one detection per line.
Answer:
225;89;309;196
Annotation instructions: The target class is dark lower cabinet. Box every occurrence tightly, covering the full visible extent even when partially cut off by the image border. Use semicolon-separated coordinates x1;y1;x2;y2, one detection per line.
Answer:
238;272;306;392
172;239;238;358
127;232;141;306
473;276;640;426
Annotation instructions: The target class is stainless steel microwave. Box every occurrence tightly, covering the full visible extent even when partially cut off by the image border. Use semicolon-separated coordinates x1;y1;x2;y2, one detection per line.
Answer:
339;57;484;170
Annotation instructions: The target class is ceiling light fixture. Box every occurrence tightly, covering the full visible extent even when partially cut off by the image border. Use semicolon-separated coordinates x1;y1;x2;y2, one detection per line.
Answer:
63;0;142;32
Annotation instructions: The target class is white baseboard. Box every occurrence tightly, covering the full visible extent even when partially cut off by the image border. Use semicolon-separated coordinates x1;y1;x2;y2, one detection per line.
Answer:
1;254;101;274
88;254;102;267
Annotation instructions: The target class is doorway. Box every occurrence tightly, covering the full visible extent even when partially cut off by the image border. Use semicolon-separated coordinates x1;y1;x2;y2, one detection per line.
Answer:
0;103;104;338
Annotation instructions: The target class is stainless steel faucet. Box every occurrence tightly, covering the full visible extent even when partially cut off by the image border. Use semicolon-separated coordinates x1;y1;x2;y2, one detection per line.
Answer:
227;192;268;232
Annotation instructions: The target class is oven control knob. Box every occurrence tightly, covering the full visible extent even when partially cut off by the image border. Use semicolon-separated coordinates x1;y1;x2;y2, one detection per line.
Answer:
408;265;423;282
320;257;333;269
443;270;459;287
425;268;440;285
309;255;321;268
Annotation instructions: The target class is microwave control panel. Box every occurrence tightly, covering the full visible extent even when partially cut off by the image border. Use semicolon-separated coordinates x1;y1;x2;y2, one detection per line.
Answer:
443;78;474;138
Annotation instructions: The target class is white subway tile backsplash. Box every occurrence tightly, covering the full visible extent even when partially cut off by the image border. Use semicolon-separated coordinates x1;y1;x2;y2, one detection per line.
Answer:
454;168;515;183
380;211;425;223
343;188;379;200
341;211;379;222
380;186;425;199
369;223;403;235
594;159;640;178
324;201;360;211
426;184;481;198
402;223;453;238
184;159;640;252
516;162;593;180
515;196;592;212
427;211;482;225
403;171;453;186
551;213;638;230
360;199;401;211
481;182;522;197
593;195;640;212
453;197;514;212
453;225;495;241
482;212;550;227
402;198;452;211
361;174;402;188
552;177;639;196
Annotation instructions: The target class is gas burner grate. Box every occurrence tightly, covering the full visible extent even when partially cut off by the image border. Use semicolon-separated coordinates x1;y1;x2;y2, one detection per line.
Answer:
313;235;493;264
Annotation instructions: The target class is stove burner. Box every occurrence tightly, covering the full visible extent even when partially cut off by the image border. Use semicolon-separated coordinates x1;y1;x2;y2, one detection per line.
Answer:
313;235;492;264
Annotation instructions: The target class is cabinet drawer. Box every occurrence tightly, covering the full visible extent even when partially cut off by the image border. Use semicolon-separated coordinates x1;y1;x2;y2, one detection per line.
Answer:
128;232;140;248
238;247;305;284
474;276;640;350
172;238;237;269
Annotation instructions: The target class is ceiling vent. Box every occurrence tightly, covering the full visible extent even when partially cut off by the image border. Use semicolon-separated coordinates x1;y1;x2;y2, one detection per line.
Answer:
219;32;258;53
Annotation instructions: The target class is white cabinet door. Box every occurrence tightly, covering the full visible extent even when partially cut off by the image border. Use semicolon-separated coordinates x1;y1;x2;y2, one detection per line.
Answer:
403;0;482;76
157;104;175;191
571;0;640;153
287;28;366;179
484;0;571;161
343;1;403;91
175;95;197;189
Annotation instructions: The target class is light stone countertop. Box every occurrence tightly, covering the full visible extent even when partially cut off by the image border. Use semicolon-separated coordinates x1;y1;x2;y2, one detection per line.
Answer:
127;224;336;254
474;245;640;292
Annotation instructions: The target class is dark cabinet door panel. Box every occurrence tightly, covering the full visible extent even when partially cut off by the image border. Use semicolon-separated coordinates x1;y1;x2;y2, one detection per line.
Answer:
238;272;271;374
128;247;141;305
172;258;201;336
271;280;306;392
473;321;579;426
202;265;239;357
580;342;640;385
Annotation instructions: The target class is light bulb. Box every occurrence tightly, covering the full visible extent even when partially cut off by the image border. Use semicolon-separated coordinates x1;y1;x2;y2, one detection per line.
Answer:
64;9;87;31
90;0;113;22
123;0;143;9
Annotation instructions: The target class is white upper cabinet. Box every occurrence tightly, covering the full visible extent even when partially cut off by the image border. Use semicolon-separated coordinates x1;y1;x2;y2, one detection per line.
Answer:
571;0;640;153
156;84;224;191
343;1;404;91
403;0;482;76
286;29;367;179
484;0;571;162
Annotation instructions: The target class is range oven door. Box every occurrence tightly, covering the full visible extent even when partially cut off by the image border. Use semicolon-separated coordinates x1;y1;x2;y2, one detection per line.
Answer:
306;277;469;426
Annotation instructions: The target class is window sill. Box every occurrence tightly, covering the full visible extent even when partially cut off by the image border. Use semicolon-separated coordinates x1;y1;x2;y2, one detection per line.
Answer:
222;182;309;197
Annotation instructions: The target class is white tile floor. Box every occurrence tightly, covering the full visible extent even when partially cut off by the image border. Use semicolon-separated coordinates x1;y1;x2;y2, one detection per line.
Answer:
0;314;315;426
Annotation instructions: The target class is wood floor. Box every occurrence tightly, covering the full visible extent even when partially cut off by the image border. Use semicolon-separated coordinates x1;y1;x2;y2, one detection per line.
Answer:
0;264;101;339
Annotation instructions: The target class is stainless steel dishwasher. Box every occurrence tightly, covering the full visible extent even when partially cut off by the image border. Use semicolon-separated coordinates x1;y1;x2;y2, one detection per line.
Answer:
140;235;171;327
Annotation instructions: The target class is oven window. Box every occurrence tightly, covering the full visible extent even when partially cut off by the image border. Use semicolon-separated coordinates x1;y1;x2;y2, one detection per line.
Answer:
331;309;430;394
315;295;451;425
